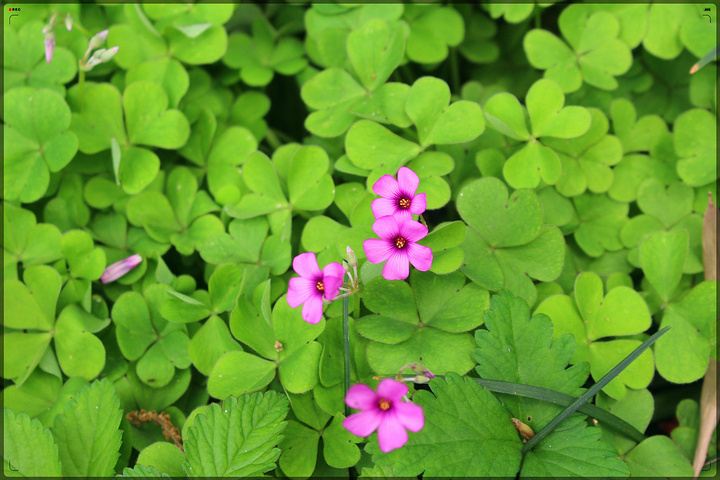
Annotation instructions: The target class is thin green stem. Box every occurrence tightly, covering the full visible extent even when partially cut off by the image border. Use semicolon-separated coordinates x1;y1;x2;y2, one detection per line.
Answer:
78;65;85;111
521;325;671;454
534;7;541;29
353;291;360;320
265;128;282;150
342;295;351;417
449;47;460;94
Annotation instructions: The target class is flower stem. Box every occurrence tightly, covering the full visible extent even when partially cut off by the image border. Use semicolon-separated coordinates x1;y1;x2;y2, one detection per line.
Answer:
78;64;85;111
265;128;282;150
342;295;351;417
450;47;460;94
353;291;360;320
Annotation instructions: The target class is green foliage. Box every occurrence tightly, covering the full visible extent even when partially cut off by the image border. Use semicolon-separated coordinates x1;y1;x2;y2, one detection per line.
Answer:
367;373;522;477
535;272;653;399
3;3;715;477
50;379;123;477
183;391;289;477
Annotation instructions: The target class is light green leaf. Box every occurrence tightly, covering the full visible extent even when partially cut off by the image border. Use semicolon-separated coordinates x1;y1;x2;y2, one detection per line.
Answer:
50;379;123;477
3;409;62;476
182;392;288;477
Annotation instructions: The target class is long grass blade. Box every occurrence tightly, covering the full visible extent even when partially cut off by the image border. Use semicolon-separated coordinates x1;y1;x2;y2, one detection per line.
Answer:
690;46;718;74
522;325;671;454
474;379;645;442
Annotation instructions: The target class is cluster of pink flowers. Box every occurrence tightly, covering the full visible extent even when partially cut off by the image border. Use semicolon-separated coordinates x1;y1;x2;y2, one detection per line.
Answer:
285;167;430;452
287;167;433;323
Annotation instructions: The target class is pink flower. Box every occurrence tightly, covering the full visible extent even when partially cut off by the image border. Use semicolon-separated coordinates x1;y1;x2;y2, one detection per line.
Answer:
363;216;432;280
287;252;345;324
343;379;424;453
371;167;427;222
101;254;142;283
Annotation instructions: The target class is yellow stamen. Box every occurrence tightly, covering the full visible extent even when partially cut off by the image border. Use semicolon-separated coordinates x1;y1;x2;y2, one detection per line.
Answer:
316;281;324;292
395;237;407;249
379;399;391;411
399;197;411;209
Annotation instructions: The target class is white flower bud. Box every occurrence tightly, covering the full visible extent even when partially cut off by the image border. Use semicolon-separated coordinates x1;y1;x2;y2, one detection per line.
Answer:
88;29;109;50
100;46;119;63
65;13;73;31
346;246;357;268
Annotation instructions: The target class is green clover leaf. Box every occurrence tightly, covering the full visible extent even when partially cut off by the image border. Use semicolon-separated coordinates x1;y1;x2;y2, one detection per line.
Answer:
545;108;622;196
3;203;63;281
524;5;632;93
484;79;591;188
458;177;566;306
404;5;464;64
535;271;653;399
573;193;628;258
674;108;717;187
4;21;77;95
126;167;222;256
655;280;716;383
215;294;325;396
224;18;306;87
643;4;697;60
358;271;488;375
4;87;79;202
111;285;191;388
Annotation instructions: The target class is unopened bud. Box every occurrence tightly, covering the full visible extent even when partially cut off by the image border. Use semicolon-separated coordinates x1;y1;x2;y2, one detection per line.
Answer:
44;32;55;63
346;246;357;268
100;46;119;63
342;260;351;274
65;13;73;31
88;29;109;50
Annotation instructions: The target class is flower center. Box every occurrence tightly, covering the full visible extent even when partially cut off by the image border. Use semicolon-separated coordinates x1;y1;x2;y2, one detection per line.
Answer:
316;281;324;292
378;399;391;411
398;197;411;209
395;236;407;249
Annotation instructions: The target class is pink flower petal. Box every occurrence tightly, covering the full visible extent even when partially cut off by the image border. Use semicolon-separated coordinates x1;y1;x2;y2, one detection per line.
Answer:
397;167;419;196
301;294;324;324
322;261;345;280
377;412;409;453
373;175;401;198
363;238;395;264
345;384;379;410
393;208;414;223
322;274;344;301
407;243;433;272
343;409;383;438
377;379;408;401
410;193;427;215
399;219;428;243
372;215;399;240
394;401;424;432
371;197;399;219
293;252;321;279
382;252;410;280
287;277;316;307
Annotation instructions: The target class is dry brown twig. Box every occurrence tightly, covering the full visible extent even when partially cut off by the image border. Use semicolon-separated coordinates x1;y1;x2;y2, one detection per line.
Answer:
126;409;184;452
693;193;718;478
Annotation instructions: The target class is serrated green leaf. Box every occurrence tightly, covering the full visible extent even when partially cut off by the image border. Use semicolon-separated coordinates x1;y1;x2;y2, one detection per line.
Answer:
367;373;521;477
3;409;63;477
50;379;123;477
183;392;289;477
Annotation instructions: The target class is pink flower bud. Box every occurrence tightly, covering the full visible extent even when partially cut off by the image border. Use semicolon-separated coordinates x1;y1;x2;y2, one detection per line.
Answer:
101;254;142;283
88;29;109;50
44;32;55;63
100;46;119;63
65;13;73;31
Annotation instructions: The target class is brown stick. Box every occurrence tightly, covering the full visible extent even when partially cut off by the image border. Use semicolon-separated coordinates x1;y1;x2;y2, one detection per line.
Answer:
693;193;718;478
126;409;184;452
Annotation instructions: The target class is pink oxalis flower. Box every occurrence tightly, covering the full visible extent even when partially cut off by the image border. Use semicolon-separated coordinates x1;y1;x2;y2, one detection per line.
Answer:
343;379;424;453
287;252;345;324
101;254;142;283
371;167;427;222
363;216;432;280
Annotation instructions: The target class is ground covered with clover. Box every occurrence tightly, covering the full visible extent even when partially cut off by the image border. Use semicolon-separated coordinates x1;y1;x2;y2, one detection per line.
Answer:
2;2;718;479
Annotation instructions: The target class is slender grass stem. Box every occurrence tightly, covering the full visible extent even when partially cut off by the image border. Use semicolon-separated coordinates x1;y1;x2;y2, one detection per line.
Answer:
342;295;351;417
450;47;460;94
78;65;85;111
